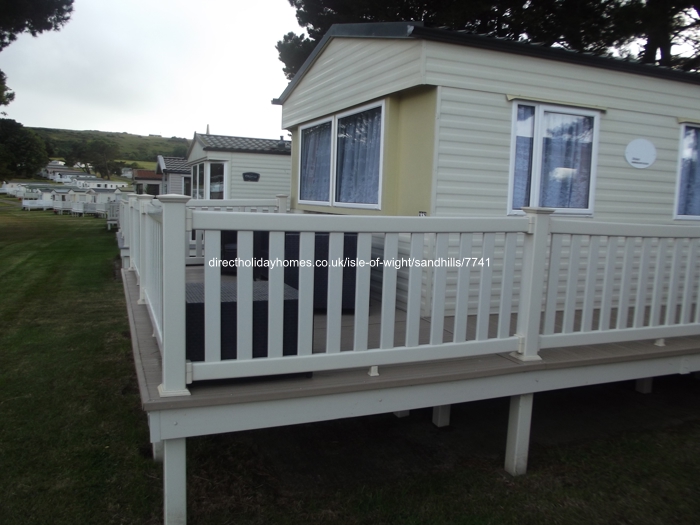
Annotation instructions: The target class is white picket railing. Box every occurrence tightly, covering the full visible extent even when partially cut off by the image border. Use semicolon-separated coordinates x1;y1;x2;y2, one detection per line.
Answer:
53;200;73;214
22;199;53;210
143;200;164;348
131;198;700;397
540;219;700;348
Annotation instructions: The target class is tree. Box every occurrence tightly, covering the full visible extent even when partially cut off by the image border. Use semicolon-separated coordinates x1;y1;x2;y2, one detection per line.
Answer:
0;118;48;178
277;0;700;79
86;139;120;180
0;71;14;106
0;0;74;106
63;140;91;172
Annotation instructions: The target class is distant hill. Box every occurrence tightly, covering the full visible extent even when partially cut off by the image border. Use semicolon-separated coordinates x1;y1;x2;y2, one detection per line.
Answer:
28;127;190;163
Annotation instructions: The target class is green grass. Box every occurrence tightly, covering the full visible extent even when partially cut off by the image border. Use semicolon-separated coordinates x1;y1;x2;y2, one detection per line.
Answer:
1;205;699;524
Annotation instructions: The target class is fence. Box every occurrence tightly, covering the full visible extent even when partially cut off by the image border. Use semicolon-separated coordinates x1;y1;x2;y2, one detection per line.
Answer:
127;198;700;397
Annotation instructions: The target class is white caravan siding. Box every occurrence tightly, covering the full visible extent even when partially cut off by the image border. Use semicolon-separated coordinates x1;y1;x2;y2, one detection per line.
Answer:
424;40;700;224
228;152;291;203
168;175;184;195
282;38;425;129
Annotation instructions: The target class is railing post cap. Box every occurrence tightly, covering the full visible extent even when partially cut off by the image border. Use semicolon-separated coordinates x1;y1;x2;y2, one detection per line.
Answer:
521;207;555;215
158;194;191;204
135;194;154;200
276;194;288;199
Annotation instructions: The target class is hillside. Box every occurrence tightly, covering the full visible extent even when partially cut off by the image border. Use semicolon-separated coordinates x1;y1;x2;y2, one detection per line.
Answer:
28;127;190;163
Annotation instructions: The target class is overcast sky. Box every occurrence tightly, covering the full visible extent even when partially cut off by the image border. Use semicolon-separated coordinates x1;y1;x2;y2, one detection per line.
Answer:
0;0;302;140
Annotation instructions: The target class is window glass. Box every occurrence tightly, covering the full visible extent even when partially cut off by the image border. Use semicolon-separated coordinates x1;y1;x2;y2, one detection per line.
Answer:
209;163;224;199
196;164;204;199
300;122;331;202
513;105;535;210
183;176;192;197
336;107;382;205
678;126;700;217
511;104;597;213
539;111;593;209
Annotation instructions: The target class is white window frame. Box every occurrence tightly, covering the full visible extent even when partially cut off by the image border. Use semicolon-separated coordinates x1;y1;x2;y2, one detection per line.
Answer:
297;101;385;210
507;102;600;216
298;116;333;206
189;161;228;199
674;124;700;221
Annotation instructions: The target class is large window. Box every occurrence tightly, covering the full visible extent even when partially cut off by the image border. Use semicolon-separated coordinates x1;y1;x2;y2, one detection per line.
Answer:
676;125;700;219
190;162;225;199
299;102;384;209
509;103;599;215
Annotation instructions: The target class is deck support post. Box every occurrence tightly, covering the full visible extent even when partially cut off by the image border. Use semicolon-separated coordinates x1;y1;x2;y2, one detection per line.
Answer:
504;393;534;476
432;405;451;428
393;410;410;418
137;195;154;304
159;195;191;397
163;438;187;525
512;208;554;362
635;377;653;394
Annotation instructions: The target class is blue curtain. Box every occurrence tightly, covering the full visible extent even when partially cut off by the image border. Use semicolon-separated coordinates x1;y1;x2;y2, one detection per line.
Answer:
335;107;382;205
539;112;593;209
679;126;700;216
512;105;535;209
300;122;332;202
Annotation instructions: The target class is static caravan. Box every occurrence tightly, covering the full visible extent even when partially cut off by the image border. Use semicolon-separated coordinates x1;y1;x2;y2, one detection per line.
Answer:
274;22;700;316
156;156;190;195
184;133;291;202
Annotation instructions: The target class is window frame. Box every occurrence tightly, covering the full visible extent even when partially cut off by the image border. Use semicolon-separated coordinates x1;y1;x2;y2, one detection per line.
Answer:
674;123;700;221
297;100;385;210
189;161;227;199
507;102;600;216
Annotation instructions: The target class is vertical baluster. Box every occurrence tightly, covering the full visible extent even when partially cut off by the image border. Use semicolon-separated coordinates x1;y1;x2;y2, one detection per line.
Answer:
563;235;582;333
616;237;635;329
581;235;600;332
354;233;372;351
405;233;424;347
297;232;315;355
634;238;653;328
430;233;450;345
543;234;563;334
380;234;399;349
453;233;473;343
498;233;517;339
476;233;495;341
599;237;618;331
681;238;699;324
237;231;254;360
267;231;285;358
204;230;221;362
650;238;668;327
326;232;344;353
665;238;683;325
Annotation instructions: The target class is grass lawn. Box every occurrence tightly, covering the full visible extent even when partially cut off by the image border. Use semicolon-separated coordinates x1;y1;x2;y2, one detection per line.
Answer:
1;203;700;524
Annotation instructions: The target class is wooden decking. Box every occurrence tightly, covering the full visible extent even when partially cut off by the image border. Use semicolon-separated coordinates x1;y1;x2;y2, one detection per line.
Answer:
124;267;700;414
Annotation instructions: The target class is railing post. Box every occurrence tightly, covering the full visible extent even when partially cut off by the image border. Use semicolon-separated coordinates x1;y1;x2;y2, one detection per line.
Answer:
276;194;288;213
137;195;154;304
158;195;191;397
512;207;554;361
128;194;139;272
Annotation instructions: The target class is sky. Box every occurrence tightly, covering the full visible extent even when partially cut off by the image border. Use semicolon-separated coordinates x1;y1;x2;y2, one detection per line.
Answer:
0;0;302;140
